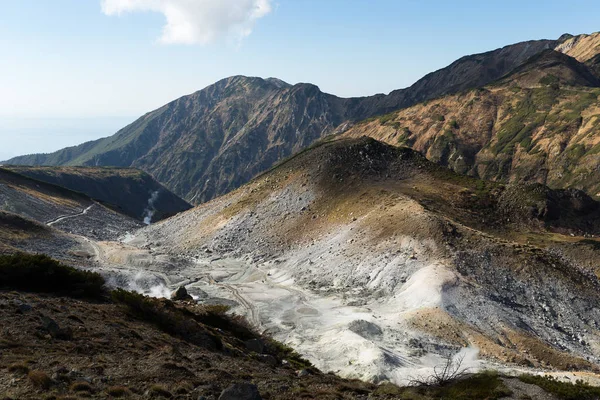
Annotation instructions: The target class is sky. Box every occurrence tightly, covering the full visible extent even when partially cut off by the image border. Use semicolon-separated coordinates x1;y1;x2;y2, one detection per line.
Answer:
1;0;599;159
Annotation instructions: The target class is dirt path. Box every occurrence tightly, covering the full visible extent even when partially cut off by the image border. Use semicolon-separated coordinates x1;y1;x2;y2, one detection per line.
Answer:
46;204;95;226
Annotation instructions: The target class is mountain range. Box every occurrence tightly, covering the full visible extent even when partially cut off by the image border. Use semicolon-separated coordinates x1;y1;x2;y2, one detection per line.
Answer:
5;30;600;398
9;33;600;204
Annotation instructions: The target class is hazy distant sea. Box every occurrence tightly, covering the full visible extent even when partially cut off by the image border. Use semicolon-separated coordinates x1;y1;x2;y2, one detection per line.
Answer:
0;116;136;161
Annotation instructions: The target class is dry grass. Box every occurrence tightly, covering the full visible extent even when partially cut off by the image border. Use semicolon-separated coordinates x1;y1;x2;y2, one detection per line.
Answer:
28;370;52;390
70;381;94;393
7;362;30;374
149;384;172;398
105;386;132;397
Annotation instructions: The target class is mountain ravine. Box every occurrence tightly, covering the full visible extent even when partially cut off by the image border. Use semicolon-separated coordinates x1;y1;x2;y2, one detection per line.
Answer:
5;35;570;204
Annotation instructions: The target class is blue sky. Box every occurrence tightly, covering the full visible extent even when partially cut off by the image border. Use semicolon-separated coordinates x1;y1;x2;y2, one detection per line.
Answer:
1;0;599;158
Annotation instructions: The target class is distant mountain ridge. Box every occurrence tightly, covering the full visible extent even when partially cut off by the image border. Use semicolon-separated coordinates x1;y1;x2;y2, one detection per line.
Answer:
342;48;600;198
5;166;191;222
8;33;593;204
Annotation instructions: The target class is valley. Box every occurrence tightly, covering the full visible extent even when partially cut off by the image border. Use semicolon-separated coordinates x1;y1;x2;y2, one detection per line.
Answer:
4;28;600;400
12;137;597;391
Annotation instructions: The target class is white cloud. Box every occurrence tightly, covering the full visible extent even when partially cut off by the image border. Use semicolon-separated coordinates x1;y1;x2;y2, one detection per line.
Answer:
101;0;272;45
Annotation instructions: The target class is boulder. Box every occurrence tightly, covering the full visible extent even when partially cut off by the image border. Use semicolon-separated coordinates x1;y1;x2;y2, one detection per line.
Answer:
348;319;383;339
218;383;261;400
40;316;72;340
171;286;193;301
257;354;278;367
244;338;265;354
297;369;310;377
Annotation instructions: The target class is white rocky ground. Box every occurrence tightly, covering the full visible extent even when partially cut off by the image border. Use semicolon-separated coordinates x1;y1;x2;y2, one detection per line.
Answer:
77;224;600;388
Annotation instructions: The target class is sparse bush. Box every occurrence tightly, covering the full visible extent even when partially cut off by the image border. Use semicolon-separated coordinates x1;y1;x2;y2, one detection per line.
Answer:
111;289;221;349
174;381;194;394
106;386;132;397
410;352;469;387
265;337;313;370
7;362;29;374
0;253;105;298
378;112;397;125
70;381;93;393
149;384;172;398
28;370;52;390
519;374;600;400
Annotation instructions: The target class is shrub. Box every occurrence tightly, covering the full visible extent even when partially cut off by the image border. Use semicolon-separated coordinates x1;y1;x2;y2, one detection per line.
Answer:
265;337;313;370
0;253;105;298
519;374;600;400
28;370;52;390
111;289;221;349
70;381;94;393
106;386;132;397
378;113;397;125
7;362;29;374
149;384;172;398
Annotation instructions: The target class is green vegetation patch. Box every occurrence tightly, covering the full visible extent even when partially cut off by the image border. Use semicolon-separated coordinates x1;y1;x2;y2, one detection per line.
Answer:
383;372;512;400
111;289;222;349
378;112;398;125
493;91;548;155
264;337;314;370
519;374;600;400
0;253;105;299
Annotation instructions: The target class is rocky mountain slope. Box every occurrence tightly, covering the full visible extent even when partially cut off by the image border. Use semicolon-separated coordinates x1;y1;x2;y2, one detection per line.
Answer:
6;166;191;222
342;50;600;198
128;137;600;385
0;167;141;241
0;211;81;258
4;36;565;204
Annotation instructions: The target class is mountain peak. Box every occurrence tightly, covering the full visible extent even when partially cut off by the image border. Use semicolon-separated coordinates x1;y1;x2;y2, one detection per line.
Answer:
555;31;600;62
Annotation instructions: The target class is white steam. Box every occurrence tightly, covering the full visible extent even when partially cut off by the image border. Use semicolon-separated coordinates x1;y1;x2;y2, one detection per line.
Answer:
103;269;172;298
100;0;272;45
143;190;160;225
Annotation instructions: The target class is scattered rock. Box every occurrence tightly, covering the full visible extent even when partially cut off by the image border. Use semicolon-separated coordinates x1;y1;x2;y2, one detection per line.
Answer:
40;316;72;340
348;319;383;339
257;354;277;367
171;286;193;301
16;303;32;313
244;338;265;354
297;369;310;377
218;383;262;400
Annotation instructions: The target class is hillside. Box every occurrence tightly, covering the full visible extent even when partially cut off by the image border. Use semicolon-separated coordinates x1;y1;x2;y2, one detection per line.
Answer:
7;254;592;399
0;212;82;258
4;36;562;204
121;137;600;385
342;50;600;198
5;166;191;222
0;168;141;241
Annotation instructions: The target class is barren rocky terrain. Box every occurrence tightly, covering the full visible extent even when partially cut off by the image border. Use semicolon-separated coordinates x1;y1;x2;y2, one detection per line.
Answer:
100;137;600;388
4;31;600;400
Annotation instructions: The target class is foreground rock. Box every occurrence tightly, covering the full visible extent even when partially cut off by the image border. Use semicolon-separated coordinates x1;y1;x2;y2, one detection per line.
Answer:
171;286;193;301
218;383;262;400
